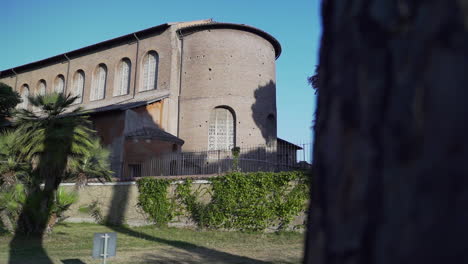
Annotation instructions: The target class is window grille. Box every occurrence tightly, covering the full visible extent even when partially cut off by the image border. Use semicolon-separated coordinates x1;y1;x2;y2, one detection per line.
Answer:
54;75;65;93
114;59;131;96
141;51;158;91
208;108;235;150
91;64;107;101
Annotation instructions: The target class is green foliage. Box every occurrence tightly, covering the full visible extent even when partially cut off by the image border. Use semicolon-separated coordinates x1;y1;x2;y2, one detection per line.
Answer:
0;82;21;125
5;93;109;235
78;200;104;224
231;147;241;172
68;138;113;184
0;131;31;186
0;184;26;216
136;178;173;227
137;171;309;232
14;93;94;166
174;179;210;226
0;184;27;233
52;187;78;218
199;171;309;231
0;184;77;232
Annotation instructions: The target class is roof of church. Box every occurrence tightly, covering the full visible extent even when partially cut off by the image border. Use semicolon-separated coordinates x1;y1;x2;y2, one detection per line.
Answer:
83;93;170;114
176;20;281;58
0;20;281;78
126;126;184;144
277;138;303;150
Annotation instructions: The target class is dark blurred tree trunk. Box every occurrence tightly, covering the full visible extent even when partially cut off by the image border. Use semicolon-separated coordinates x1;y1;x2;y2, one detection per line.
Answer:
305;1;468;263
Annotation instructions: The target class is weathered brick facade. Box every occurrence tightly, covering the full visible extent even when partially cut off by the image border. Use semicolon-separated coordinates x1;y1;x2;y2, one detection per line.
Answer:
0;19;281;177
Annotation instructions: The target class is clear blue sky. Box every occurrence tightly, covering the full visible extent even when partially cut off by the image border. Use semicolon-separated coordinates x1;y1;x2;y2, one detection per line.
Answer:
1;0;321;144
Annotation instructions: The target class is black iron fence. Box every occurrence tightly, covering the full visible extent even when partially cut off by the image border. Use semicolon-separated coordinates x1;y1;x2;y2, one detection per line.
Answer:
121;142;312;178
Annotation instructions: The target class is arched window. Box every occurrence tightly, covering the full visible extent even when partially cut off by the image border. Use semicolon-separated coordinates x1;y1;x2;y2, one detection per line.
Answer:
38;80;46;96
91;64;107;101
208;107;235;150
19;84;30;109
72;70;85;103
114;58;131;96
54;75;65;93
141;51;158;92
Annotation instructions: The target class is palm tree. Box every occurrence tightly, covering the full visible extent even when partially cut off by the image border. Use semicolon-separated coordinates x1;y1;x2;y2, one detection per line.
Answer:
12;92;96;236
0;82;21;127
68;138;113;187
0;131;30;187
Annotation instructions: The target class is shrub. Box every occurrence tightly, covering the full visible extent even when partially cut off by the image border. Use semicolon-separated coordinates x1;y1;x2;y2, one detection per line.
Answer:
78;200;104;224
138;171;309;231
0;185;77;233
136;178;173;227
190;171;309;231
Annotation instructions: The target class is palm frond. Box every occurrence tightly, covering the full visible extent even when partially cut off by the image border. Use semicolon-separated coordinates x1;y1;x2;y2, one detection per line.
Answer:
11;93;113;187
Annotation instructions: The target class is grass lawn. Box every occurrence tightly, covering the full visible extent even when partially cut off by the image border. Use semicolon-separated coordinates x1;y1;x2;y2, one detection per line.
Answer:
0;223;305;264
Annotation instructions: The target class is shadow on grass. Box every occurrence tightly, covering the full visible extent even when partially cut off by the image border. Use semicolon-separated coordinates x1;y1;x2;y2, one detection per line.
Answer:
107;224;272;264
8;236;53;264
105;183;270;264
61;259;86;264
141;246;272;264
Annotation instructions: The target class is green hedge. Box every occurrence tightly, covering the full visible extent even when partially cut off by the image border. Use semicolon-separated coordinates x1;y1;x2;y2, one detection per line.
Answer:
136;171;309;231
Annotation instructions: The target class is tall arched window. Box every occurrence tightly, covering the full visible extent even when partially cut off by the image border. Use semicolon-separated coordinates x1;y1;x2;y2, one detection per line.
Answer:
38;80;46;96
114;58;131;96
19;84;30;109
208;107;235;150
72;70;85;103
91;64;107;101
54;75;65;93
141;51;158;92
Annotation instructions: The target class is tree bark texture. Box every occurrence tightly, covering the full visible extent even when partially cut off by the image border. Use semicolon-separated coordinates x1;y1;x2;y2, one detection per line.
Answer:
305;1;468;263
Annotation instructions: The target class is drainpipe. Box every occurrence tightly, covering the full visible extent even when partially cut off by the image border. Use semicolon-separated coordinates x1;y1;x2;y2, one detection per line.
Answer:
64;54;71;94
116;33;140;178
176;33;184;137
132;33;140;99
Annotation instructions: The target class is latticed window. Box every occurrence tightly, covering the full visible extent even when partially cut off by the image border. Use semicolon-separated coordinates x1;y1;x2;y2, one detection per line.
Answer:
141;51;158;92
19;85;29;109
208;108;235;150
91;64;107;101
72;70;85;103
114;58;131;96
54;75;65;93
38;80;46;95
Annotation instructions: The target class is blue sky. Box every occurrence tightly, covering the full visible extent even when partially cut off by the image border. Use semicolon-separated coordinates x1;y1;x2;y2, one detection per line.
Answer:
1;0;321;144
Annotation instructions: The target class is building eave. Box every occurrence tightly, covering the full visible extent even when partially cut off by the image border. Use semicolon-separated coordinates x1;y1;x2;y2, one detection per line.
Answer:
0;23;170;78
176;22;282;59
277;138;303;150
84;94;170;115
126;126;185;145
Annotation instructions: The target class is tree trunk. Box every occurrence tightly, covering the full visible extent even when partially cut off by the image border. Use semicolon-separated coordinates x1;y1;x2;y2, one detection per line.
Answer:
305;1;468;263
0;210;14;233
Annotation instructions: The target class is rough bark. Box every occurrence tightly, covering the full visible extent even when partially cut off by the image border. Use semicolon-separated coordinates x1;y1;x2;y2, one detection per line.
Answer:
0;210;14;233
305;1;468;263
